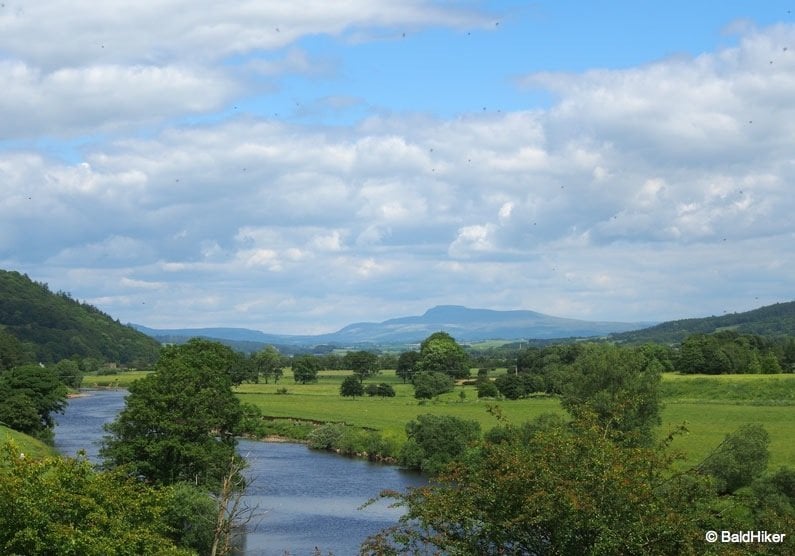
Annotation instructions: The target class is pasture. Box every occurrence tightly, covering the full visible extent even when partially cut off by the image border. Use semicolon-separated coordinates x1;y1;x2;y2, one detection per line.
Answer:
236;370;795;468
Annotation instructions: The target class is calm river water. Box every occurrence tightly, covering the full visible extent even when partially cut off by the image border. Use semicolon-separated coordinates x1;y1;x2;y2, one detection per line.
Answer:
53;389;425;555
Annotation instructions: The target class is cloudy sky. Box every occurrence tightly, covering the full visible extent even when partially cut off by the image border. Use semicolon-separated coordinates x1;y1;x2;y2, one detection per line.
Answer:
2;1;794;334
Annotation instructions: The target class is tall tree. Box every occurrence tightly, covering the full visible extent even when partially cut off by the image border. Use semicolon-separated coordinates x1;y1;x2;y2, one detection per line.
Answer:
291;355;321;384
251;345;283;383
396;350;420;383
559;343;662;447
416;332;470;379
101;340;244;489
340;375;365;399
343;350;379;382
0;364;67;442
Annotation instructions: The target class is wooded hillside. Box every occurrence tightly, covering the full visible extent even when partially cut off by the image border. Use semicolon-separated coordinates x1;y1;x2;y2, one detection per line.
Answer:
0;269;160;366
610;301;795;344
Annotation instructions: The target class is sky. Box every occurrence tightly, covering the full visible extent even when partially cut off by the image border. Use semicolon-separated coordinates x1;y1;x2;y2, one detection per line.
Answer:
2;1;794;334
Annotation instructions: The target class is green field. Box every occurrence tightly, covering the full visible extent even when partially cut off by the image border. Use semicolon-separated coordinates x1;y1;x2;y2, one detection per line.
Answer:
81;369;794;468
235;370;795;468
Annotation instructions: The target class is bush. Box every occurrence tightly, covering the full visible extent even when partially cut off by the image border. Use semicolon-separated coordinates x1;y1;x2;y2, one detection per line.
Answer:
698;424;770;494
412;371;454;400
398;414;481;475
307;423;345;450
477;381;500;398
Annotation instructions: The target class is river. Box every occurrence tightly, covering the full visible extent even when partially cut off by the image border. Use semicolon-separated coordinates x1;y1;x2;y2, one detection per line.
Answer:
53;389;425;555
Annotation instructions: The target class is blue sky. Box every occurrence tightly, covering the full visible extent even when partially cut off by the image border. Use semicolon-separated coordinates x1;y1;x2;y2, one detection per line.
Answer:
1;1;794;333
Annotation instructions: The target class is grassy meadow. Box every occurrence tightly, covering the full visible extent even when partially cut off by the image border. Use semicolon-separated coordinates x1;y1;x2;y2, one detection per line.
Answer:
83;367;795;468
236;370;795;468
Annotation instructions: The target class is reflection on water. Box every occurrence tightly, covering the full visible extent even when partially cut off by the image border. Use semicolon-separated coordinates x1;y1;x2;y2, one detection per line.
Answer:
54;390;425;555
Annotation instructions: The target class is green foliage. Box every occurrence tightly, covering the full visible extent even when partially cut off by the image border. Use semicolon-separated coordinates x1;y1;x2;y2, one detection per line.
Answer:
698;424;771;494
307;423;346;450
251;345;283;383
0;328;29;371
0;442;191;555
340;374;365;398
395;350;420;383
411;371;454;400
416;332;470;379
493;372;528;399
162;482;217;554
611;300;795;343
559;343;662;447
101;340;244;489
54;358;83;389
291;355;321;384
365;382;397;398
365;415;737;556
476;380;499;398
0;364;68;442
398;413;480;474
0;269;161;365
343;350;379;381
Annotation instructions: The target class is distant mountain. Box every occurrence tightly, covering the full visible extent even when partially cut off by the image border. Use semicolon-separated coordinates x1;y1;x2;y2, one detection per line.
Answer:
134;305;651;348
0;269;161;365
610;301;795;344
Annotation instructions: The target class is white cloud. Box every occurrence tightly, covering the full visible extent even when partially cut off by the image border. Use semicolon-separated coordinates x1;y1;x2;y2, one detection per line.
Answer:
2;20;794;330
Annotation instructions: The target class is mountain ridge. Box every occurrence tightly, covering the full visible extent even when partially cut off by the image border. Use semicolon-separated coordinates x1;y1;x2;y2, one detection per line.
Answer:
133;304;653;347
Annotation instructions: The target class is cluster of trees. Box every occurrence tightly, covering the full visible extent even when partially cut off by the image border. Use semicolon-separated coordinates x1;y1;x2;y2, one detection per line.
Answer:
1;339;261;554
363;342;795;554
0;270;161;365
678;331;794;374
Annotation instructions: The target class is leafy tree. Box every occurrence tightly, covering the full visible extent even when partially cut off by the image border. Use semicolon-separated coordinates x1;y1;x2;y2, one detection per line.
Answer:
251;345;283;384
0;441;192;555
697;424;771;494
476;380;499;398
411;371;454;400
0;364;67;441
366;383;396;397
376;383;396;397
54;358;82;388
559;343;662;447
157;338;249;386
377;353;398;371
395;350;420;383
494;373;527;399
291;355;321;384
398;414;480;475
343;350;379;382
340;375;365;398
416;332;470;379
761;351;784;374
101;341;244;489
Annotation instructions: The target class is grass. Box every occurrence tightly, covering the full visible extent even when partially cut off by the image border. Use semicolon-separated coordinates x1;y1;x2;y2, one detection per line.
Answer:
1;426;57;459
81;370;152;388
85;367;794;468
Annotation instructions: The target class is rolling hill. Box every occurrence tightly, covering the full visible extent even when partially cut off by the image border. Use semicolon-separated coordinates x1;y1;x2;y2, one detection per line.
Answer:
609;301;795;344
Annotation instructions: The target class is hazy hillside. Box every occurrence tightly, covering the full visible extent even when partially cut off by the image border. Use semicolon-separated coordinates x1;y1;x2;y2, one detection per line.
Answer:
0;269;161;365
610;301;795;344
136;304;651;348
